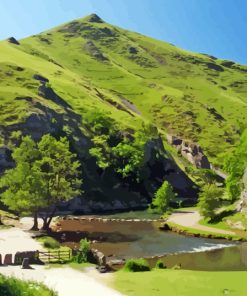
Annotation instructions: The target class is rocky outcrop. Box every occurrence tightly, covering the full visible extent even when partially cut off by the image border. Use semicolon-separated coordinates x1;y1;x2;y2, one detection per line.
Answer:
166;134;210;169
59;197;148;213
84;40;108;62
87;14;104;23
7;37;20;45
90;248;106;265
181;142;210;169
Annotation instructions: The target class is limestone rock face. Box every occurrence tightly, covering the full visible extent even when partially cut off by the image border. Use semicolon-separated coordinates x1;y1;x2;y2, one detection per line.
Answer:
166;134;210;169
181;142;211;169
59;196;148;213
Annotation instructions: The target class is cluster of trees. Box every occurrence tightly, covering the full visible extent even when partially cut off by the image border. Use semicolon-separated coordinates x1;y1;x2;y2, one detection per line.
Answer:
86;110;159;182
197;129;247;221
0;135;81;230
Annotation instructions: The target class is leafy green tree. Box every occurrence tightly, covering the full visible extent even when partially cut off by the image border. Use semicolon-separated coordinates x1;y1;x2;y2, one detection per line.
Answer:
150;181;175;214
84;110;115;134
89;135;111;169
112;140;144;179
36;135;82;230
0;135;82;231
0;136;44;230
225;129;247;201
198;184;224;221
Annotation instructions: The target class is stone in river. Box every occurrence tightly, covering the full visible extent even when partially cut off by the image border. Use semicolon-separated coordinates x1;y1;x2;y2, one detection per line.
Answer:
22;258;31;269
4;254;12;265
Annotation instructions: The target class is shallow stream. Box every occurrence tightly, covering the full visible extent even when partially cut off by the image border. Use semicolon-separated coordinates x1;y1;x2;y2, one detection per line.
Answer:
53;218;247;270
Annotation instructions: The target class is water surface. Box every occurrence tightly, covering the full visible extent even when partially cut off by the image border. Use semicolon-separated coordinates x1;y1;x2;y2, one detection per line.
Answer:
55;219;236;263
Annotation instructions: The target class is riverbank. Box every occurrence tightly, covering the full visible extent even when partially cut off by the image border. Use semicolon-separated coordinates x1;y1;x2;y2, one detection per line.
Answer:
165;210;247;241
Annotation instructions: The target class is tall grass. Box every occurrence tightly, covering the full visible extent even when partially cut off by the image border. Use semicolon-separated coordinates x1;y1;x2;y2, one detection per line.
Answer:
0;275;57;296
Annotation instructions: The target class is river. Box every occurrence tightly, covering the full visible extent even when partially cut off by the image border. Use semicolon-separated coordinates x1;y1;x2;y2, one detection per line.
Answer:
52;217;247;270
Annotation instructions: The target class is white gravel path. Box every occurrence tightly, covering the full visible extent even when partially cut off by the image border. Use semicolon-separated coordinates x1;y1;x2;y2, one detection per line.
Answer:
0;265;124;296
168;210;234;235
0;228;42;257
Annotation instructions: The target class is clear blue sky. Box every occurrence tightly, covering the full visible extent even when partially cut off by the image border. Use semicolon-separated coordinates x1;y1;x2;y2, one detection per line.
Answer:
0;0;246;64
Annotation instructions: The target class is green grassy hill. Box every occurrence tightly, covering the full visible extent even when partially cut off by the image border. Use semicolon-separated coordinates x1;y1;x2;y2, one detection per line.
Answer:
0;14;246;210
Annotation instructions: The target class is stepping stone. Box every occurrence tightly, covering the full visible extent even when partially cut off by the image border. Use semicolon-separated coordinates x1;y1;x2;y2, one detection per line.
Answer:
22;258;30;269
4;254;12;265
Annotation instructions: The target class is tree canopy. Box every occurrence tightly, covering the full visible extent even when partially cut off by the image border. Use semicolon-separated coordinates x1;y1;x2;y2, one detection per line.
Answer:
198;184;224;221
149;181;175;214
225;129;247;201
0;135;82;230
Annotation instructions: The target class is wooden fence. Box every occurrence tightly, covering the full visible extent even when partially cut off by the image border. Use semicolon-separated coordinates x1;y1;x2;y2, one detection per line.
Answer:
37;250;71;263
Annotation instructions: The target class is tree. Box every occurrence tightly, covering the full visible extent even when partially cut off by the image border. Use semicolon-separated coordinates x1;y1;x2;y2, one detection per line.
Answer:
198;184;224;221
225;129;247;201
35;135;82;230
150;181;175;214
0;136;44;230
0;135;82;231
111;129;150;181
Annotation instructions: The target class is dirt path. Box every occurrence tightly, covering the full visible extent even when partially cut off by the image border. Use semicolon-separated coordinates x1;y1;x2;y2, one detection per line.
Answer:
0;265;124;296
0;228;43;257
167;210;234;235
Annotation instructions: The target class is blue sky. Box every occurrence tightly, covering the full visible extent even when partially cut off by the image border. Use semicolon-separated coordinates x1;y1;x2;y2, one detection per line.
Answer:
0;0;246;64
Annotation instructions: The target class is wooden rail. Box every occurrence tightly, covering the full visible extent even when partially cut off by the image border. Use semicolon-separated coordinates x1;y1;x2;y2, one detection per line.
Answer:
38;250;71;263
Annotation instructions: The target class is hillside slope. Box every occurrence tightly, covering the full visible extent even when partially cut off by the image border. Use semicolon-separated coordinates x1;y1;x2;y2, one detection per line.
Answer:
0;14;246;211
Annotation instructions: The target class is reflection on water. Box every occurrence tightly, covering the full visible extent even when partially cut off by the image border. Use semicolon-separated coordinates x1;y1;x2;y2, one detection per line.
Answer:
55;218;242;270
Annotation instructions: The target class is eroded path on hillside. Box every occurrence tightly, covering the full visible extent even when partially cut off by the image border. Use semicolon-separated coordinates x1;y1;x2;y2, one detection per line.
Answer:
167;210;234;235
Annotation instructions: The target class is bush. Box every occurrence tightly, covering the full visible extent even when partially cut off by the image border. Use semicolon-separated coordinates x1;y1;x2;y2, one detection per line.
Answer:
123;259;150;272
42;236;60;249
155;259;166;269
0;275;57;296
74;238;91;263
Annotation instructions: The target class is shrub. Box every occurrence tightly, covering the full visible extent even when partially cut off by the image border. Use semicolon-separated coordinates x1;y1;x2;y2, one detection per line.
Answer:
0;275;57;296
155;259;166;269
42;236;60;249
75;238;91;263
123;259;150;272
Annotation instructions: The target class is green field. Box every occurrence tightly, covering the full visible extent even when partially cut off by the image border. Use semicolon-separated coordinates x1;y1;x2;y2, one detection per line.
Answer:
114;269;247;296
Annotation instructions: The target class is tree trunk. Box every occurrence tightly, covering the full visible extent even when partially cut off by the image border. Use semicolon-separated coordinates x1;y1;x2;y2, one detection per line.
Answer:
41;217;48;231
0;215;3;225
30;211;39;231
42;206;57;231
